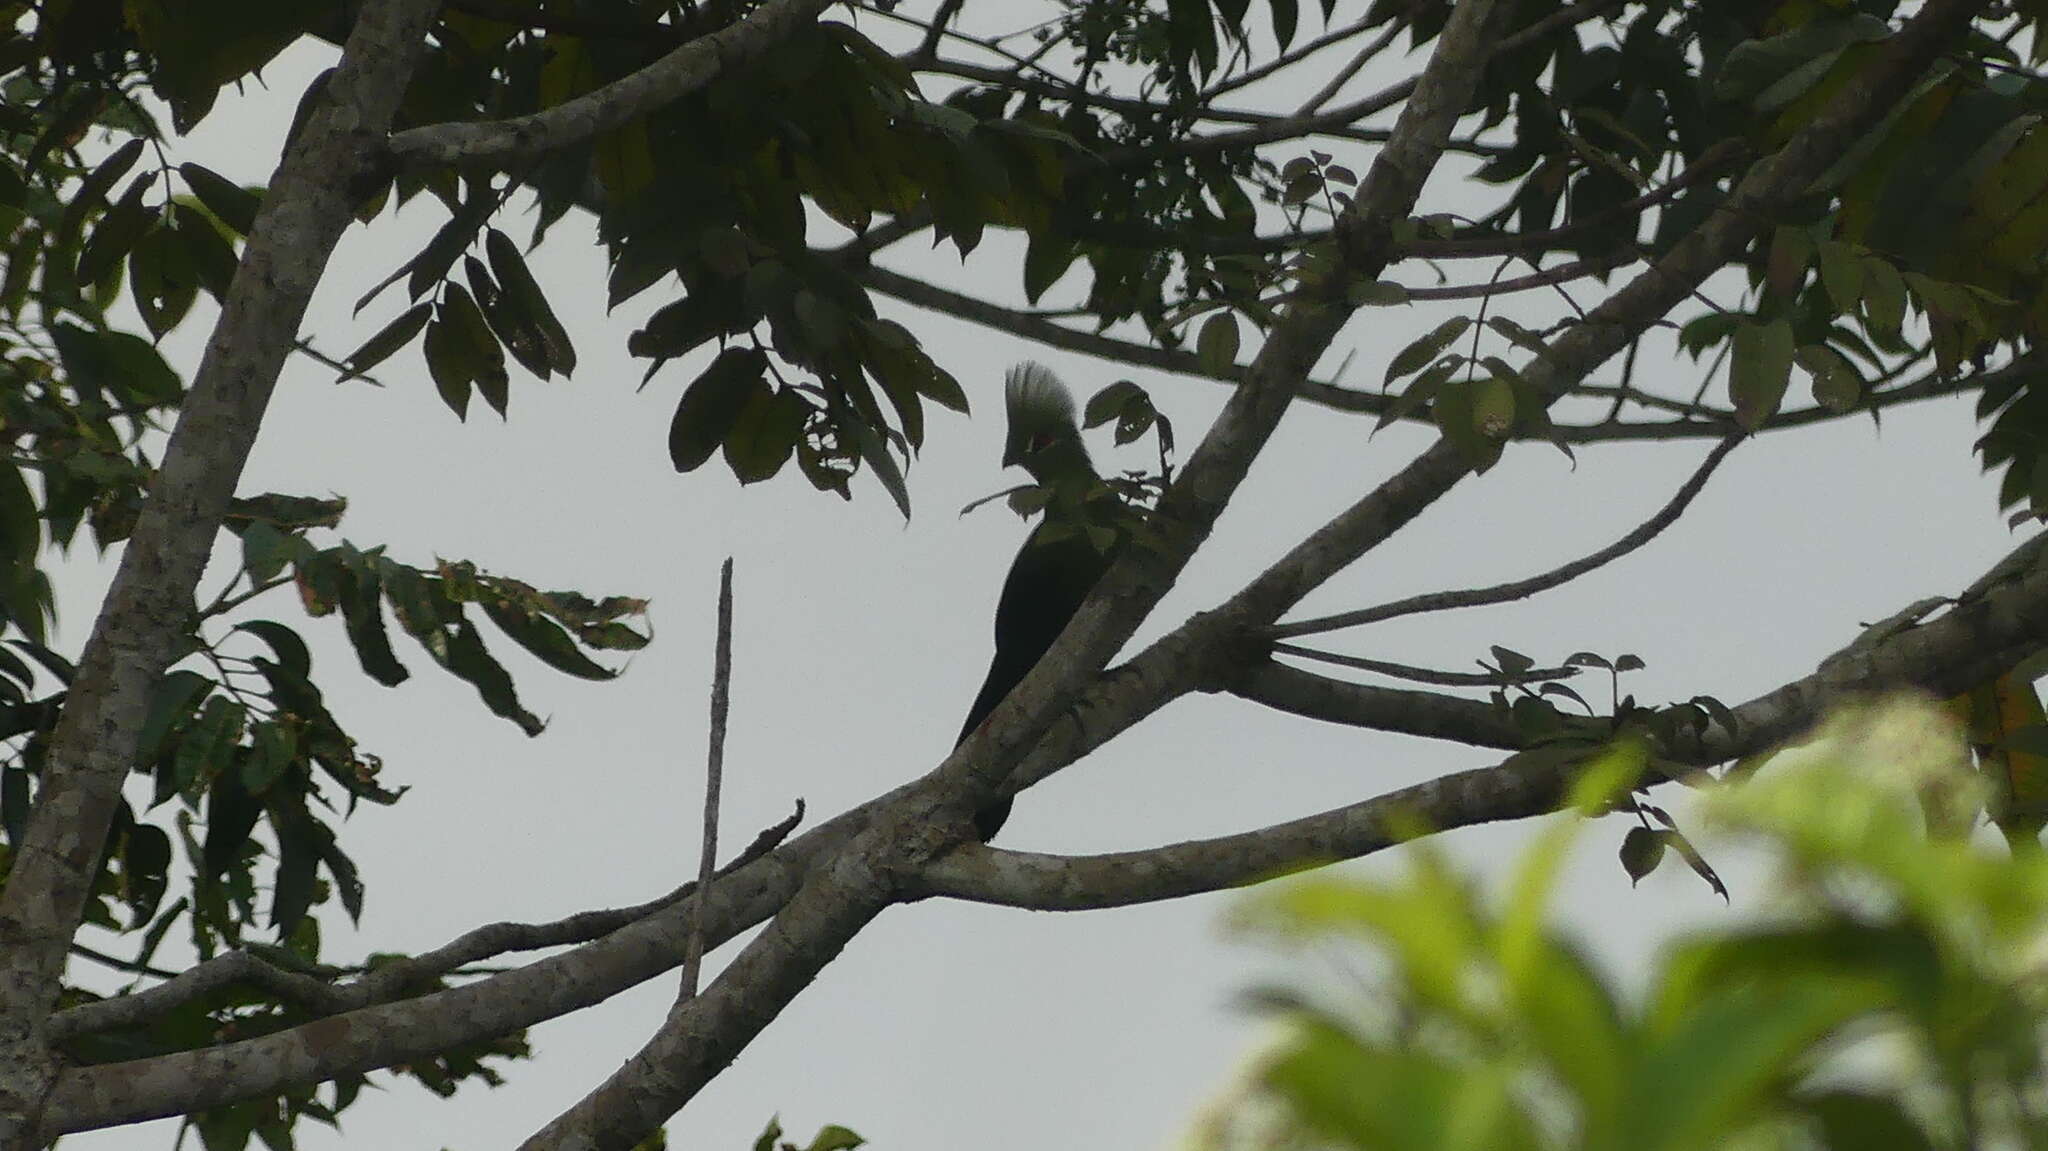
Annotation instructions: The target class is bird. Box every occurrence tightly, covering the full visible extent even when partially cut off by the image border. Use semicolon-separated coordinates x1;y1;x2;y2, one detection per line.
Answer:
956;362;1137;840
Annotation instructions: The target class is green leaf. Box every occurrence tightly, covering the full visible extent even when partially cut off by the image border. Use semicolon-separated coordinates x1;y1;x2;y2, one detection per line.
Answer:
1713;15;1889;103
121;822;173;927
1022;232;1077;303
227;493;346;532
51;322;184;406
234;620;312;681
801;1126;865;1151
57;137;144;251
1627;978;1880;1151
168;202;239;298
1802;1090;1934;1151
311;822;364;923
76;176;154;286
850;414;911;519
1270;0;1299;50
178;163;261;235
1795;343;1863;413
1816;241;1864;314
480;599;614;681
269;802;319;934
1348;280;1409;306
1471;375;1516;440
0;462;36;569
792;289;844;353
724;387;808;485
129;220;199;338
486;228;575;375
443;617;545;736
1385;316;1472;384
422;313;473;420
1677;311;1741;358
341;303;431;379
1491;645;1534;677
332;561;410;687
464;254;549;381
1731;318;1794;430
241;720;297;794
669;347;769;473
1197;312;1240;375
1860;257;1906;344
138;669;213;767
1620;826;1667;884
238;522;291;582
440;283;510;417
178;695;247;796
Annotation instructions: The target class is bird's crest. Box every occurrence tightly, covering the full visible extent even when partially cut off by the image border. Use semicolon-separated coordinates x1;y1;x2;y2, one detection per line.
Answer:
1004;362;1078;435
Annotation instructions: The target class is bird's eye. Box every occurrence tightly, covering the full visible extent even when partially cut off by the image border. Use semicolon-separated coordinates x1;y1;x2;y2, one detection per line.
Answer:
1029;432;1053;453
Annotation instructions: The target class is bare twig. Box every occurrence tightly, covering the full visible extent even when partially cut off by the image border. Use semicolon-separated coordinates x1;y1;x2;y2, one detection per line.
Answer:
1203;14;1384;98
679;558;735;1001
1293;21;1402;115
1271;643;1581;687
912;0;967;64
1402;253;1637;301
1276;434;1743;637
198;574;292;621
67;943;179;982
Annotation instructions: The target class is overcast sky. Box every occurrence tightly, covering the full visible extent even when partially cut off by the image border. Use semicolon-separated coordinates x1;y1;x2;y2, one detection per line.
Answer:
56;9;2028;1150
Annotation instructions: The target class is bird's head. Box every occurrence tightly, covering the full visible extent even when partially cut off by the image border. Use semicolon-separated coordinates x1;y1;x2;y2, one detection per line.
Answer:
1001;362;1093;484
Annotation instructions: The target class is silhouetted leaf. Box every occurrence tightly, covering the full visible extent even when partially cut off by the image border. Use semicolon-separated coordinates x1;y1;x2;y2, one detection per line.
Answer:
669;347;768;473
178;163;260;235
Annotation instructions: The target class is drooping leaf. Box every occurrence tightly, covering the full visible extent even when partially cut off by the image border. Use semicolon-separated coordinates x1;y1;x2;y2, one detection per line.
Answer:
480;599;615;681
341;303;431;381
669;347;769;473
1731;318;1794;430
178;163;261;235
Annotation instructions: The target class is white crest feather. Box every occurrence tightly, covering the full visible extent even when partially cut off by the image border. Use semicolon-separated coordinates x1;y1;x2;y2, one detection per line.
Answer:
1004;361;1076;425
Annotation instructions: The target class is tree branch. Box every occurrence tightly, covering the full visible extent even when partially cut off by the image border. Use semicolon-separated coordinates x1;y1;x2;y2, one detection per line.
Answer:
1231;660;1522;748
679;558;735;1001
1271;645;1584;688
386;0;837;170
921;524;2048;912
48;953;351;1044
1276;433;1742;636
516;838;895;1149
859;262;1389;415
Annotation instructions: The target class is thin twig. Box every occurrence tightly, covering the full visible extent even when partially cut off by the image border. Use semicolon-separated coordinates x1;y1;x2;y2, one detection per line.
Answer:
198;574;292;620
1203;14;1383;98
1275;433;1744;637
1293;21;1402;116
679;557;734;1001
68;942;179;982
1271;643;1580;687
912;0;967;63
1402;253;1636;301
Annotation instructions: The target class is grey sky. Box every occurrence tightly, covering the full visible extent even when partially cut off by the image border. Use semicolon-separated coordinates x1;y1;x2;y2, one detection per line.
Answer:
55;10;2021;1149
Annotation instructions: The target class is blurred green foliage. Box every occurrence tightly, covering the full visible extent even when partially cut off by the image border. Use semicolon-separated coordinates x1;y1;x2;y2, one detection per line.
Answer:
1195;698;2048;1151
